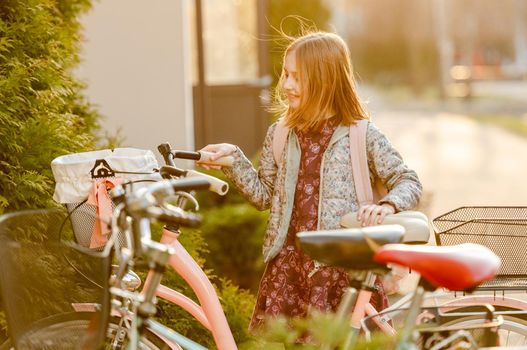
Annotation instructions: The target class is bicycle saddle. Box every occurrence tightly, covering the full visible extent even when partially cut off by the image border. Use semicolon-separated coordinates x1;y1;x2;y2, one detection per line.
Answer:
297;225;404;270
341;211;430;244
374;243;501;291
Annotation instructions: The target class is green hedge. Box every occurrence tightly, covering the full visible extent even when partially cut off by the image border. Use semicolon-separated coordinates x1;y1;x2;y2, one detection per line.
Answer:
0;0;100;213
240;311;398;349
199;203;268;292
190;169;269;293
0;0;99;339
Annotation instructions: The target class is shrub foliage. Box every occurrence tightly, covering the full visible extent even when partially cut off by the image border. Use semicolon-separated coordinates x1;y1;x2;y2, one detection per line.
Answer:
0;0;99;213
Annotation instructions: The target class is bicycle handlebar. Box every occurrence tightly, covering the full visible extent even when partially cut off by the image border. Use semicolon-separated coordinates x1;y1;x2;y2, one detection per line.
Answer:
157;142;234;167
159;166;229;196
123;178;208;227
194;151;234;167
174;150;234;167
171;150;201;161
185;170;228;195
145;206;202;228
159;165;186;178
144;178;210;203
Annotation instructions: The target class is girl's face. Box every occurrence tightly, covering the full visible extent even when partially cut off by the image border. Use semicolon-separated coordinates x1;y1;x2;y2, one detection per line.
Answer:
281;51;301;109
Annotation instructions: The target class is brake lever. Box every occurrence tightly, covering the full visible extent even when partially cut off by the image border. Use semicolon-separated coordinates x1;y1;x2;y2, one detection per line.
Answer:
173;191;199;211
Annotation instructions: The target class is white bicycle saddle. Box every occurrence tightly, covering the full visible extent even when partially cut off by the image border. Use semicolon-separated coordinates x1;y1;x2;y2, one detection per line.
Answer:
340;210;430;244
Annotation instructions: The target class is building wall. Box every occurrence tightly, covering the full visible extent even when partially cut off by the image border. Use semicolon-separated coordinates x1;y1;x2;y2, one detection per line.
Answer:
76;0;194;161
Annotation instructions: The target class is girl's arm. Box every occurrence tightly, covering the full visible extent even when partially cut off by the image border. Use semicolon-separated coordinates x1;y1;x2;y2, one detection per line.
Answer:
366;122;423;212
221;123;278;210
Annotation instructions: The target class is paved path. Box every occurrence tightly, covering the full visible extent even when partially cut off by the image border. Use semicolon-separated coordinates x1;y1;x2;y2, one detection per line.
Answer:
373;110;527;220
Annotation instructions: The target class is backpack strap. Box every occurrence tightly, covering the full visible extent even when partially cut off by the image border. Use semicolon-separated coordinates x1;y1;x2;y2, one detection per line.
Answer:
272;118;289;165
349;120;374;205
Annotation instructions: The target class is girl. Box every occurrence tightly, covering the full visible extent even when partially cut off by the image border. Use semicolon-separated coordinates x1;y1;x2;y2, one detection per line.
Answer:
199;31;422;332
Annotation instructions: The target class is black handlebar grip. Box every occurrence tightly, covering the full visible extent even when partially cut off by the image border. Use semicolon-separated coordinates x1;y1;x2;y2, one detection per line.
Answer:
172;150;201;161
159;165;186;179
170;178;210;192
157;211;202;228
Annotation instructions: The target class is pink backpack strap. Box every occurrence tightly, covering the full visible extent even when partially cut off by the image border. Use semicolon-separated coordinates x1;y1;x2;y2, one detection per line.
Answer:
349;120;374;205
272;118;289;165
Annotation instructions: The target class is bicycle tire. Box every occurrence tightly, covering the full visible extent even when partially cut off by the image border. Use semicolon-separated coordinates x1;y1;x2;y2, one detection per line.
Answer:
106;315;175;350
0;312;175;350
440;310;527;347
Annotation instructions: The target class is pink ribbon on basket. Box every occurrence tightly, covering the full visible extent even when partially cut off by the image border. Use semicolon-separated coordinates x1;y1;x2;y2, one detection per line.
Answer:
87;178;123;249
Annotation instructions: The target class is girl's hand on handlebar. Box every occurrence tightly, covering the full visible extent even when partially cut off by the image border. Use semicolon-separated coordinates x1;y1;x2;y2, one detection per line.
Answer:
198;143;236;170
357;203;396;227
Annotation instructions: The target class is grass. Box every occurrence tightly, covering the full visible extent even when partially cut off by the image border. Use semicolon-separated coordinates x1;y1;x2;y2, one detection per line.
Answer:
468;113;527;138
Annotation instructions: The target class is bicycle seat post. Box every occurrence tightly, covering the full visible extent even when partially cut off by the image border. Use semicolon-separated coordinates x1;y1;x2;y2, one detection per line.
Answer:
349;270;379;329
396;285;426;350
320;287;357;350
362;271;377;290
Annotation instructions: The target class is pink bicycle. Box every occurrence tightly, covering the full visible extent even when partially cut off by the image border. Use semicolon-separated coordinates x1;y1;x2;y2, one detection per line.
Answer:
0;194;508;350
1;143;526;349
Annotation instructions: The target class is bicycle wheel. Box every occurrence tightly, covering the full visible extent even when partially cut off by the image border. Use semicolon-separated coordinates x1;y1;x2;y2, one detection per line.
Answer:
0;312;175;350
441;312;527;347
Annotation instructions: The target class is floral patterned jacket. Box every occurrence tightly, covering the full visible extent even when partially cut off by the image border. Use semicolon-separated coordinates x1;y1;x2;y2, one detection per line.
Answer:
223;121;422;263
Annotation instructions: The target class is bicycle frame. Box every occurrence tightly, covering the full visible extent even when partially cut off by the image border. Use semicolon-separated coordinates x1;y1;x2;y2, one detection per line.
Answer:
345;274;426;345
141;226;237;350
348;272;397;335
91;224;527;350
346;273;527;342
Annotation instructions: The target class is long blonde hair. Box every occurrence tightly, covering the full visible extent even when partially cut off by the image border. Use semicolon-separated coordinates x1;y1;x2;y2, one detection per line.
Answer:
273;31;369;132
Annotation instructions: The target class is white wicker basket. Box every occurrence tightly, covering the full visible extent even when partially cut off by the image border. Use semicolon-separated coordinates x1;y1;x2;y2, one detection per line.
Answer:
51;148;160;248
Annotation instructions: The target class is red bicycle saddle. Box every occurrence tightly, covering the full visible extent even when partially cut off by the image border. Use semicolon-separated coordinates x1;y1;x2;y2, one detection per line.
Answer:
374;243;501;291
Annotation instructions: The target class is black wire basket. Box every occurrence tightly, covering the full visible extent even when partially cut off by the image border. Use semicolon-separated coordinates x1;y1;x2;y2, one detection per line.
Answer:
66;197;124;250
433;206;527;291
0;209;111;349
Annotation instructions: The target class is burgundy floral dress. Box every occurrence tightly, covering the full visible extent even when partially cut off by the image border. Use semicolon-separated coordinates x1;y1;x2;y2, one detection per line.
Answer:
249;117;388;331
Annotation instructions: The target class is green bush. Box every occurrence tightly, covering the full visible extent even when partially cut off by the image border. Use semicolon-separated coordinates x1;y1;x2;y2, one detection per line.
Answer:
0;0;99;213
0;0;99;337
190;169;269;292
351;38;439;87
199;204;268;292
